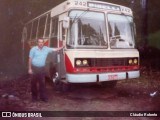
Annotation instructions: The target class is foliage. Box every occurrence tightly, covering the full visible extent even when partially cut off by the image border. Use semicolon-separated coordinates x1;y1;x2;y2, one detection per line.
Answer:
148;31;160;49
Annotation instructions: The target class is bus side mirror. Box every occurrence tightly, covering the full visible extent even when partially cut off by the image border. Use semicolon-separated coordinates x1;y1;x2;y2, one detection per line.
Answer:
63;17;70;29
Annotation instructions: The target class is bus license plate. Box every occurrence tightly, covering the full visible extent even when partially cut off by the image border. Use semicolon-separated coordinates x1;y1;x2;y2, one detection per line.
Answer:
108;74;118;80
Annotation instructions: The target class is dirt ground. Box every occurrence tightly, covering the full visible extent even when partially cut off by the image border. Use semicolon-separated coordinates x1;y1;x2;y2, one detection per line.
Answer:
0;66;160;120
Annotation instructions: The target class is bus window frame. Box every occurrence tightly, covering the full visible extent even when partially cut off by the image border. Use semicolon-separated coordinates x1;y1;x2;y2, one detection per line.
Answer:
22;27;27;42
37;15;47;38
106;12;135;49
50;16;59;48
45;13;51;39
31;19;39;40
67;9;108;49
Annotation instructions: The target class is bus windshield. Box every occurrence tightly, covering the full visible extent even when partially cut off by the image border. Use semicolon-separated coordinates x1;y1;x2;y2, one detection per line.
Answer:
67;10;107;49
108;14;135;49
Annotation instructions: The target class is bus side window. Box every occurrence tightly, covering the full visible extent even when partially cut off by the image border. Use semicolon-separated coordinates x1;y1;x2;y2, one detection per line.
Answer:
31;20;38;40
38;15;47;38
50;17;58;48
26;23;32;40
45;13;51;38
22;27;27;41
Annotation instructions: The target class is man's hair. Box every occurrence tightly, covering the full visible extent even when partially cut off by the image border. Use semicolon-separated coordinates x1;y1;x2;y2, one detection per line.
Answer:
37;38;44;42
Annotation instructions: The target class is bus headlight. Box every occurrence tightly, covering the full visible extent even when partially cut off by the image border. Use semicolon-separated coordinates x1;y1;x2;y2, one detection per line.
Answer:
76;60;81;66
129;59;133;65
128;58;138;65
83;60;88;65
75;58;90;67
134;59;138;64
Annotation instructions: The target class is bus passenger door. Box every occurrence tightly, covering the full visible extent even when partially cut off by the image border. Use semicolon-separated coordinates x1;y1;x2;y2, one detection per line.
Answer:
57;21;66;80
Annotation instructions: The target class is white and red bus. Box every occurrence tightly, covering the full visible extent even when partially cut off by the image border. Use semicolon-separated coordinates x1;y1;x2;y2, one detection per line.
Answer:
21;0;140;90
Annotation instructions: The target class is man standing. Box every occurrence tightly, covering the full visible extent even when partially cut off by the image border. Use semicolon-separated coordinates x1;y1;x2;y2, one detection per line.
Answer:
28;38;61;102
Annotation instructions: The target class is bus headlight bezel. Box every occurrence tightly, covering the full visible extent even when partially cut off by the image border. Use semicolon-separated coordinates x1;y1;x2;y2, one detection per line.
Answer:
128;58;138;65
76;60;82;66
134;58;138;64
75;59;89;67
129;59;133;65
83;60;88;65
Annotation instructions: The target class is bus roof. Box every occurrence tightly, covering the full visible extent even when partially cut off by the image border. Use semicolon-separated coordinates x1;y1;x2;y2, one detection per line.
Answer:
51;0;133;17
26;0;133;25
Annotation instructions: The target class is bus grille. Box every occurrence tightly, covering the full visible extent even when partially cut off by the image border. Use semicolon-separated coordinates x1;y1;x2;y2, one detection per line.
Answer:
90;58;127;67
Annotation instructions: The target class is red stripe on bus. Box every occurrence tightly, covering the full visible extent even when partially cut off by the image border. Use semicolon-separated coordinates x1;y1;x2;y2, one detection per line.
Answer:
65;53;74;73
73;66;139;73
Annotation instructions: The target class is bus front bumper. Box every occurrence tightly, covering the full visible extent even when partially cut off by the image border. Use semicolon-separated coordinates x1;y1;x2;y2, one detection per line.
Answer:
66;71;140;83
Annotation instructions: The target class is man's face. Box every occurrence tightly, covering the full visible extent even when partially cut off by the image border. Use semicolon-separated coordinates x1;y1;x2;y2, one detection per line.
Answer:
37;39;44;48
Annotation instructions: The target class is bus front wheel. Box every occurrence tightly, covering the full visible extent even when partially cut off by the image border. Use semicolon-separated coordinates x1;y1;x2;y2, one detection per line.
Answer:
53;78;61;91
53;79;70;92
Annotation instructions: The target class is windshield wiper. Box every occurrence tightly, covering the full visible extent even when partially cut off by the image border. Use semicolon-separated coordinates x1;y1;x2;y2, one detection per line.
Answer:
72;10;89;23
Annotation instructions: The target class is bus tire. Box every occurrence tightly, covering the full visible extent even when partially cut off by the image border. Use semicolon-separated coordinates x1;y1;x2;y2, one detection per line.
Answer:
53;79;61;91
61;82;69;92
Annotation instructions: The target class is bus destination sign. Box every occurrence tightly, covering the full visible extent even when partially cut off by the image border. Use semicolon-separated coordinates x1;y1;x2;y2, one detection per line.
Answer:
88;2;120;11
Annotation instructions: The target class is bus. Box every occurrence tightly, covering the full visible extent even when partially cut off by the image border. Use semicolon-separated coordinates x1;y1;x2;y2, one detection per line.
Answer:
21;0;140;90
